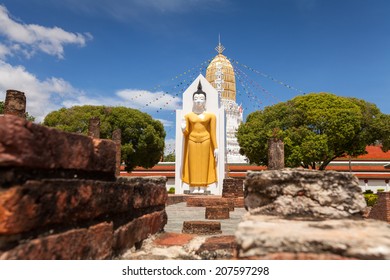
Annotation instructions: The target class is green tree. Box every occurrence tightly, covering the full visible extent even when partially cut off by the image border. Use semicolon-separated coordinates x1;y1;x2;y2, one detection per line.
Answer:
43;105;166;171
0;101;4;113
163;152;176;162
237;92;389;170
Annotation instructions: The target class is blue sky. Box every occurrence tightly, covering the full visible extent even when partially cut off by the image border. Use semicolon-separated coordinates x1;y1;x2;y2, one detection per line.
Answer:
1;0;389;153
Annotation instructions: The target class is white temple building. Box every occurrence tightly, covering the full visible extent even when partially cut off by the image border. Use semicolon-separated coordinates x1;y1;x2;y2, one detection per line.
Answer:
205;40;247;163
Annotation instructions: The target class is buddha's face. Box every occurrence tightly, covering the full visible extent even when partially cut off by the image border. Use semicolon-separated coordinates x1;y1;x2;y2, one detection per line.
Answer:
193;93;206;110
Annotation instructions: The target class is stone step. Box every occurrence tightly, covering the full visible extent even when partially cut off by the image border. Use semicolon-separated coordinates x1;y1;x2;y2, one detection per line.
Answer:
205;206;230;220
182;221;222;235
186;196;235;211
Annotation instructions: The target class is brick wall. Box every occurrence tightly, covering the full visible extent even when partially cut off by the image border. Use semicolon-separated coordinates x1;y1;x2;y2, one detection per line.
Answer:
222;178;244;198
0;115;167;259
222;178;244;208
368;192;390;223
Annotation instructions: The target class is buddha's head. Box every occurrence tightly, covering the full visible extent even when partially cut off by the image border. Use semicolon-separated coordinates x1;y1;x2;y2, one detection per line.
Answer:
193;81;206;112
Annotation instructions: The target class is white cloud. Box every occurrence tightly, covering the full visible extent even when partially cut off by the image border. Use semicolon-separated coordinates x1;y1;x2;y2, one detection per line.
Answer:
0;60;180;133
0;4;178;124
0;60;83;122
116;89;181;110
0;60;178;129
0;5;92;59
157;119;174;127
0;43;10;59
164;138;176;155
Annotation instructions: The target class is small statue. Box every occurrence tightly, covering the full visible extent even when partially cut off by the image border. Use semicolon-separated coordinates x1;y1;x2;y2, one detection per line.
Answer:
181;81;218;193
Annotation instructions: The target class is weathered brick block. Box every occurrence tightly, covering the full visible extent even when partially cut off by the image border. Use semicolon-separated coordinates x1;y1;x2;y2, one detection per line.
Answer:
113;210;168;255
233;197;245;208
0;115;116;175
3;90;26;118
167;194;188;205
205;206;230;219
368;192;390;223
196;235;237;259
0;222;113;260
129;177;168;208
222;178;244;198
0;177;167;235
186;197;234;211
153;232;196;246
182;221;222;235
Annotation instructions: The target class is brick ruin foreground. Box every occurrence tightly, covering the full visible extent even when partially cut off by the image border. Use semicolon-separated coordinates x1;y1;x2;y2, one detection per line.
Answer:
0;115;167;259
2;113;390;260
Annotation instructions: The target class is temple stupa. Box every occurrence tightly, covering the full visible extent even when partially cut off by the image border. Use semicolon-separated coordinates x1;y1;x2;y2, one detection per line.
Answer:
206;39;247;163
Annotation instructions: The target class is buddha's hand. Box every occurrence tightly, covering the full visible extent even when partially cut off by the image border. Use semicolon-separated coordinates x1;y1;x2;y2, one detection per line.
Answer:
214;148;218;161
181;117;186;131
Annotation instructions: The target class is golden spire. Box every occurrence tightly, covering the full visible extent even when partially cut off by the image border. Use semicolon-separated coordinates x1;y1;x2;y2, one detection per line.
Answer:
206;36;236;102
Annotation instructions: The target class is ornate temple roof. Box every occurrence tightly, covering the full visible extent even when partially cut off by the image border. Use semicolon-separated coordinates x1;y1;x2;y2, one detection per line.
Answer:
205;40;237;102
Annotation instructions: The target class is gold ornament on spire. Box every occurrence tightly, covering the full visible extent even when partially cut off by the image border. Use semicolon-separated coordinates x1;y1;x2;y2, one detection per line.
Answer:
215;34;225;54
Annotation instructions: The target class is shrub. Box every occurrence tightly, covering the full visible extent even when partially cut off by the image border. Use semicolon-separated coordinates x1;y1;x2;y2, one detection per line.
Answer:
364;193;378;207
364;190;373;194
168;187;175;194
377;188;385;192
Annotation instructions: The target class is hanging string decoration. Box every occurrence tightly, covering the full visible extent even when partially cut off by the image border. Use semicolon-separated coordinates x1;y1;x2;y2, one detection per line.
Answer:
228;57;305;95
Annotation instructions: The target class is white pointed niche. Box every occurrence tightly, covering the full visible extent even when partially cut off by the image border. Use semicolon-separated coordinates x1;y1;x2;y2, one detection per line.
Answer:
175;74;226;195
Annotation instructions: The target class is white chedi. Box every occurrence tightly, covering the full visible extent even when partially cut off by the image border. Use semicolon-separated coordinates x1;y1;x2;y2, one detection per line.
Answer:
222;99;247;163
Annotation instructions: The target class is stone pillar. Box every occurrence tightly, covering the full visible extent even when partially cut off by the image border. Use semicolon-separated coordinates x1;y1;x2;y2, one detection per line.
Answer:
267;138;284;170
112;129;121;177
4;90;26;118
88;117;100;139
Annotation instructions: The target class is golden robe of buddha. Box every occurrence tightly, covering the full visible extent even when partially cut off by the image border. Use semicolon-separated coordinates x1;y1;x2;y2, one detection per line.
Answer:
182;111;218;187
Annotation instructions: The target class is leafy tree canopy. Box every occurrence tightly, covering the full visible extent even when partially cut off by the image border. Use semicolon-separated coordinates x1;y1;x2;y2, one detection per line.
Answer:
163;152;176;162
43;105;166;171
237;92;389;170
0;101;4;113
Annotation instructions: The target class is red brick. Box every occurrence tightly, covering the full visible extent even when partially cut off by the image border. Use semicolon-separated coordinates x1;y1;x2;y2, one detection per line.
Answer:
3;90;26;118
0;115;116;174
197;235;237;253
153;232;196;246
205;206;230;219
0;179;135;234
0;178;168;235
186;196;234;211
0;222;113;260
222;178;244;198
368;192;390;223
233;197;245;208
182;221;222;235
130;177;168;208
167;195;188;205
113;210;168;254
